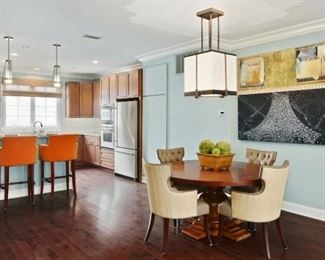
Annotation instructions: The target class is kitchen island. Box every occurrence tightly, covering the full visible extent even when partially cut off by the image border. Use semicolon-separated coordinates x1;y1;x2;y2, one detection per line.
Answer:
0;131;101;200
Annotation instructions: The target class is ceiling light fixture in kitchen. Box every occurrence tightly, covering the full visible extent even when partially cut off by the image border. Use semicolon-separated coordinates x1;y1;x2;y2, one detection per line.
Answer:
53;43;61;88
184;8;237;98
92;60;99;64
2;36;14;84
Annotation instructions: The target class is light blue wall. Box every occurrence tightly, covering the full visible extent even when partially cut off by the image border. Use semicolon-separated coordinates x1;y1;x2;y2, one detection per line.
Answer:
143;30;325;210
143;56;231;161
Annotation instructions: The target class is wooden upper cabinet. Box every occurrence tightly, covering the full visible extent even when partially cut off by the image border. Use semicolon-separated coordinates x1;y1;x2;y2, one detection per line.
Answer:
128;69;141;97
92;79;100;118
100;77;109;106
65;82;80;118
117;73;128;98
80;82;93;117
109;75;117;104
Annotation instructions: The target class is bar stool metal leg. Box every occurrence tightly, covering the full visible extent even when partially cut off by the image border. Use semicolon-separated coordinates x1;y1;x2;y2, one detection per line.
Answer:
28;164;35;206
50;162;55;199
71;160;77;197
4;166;9;210
40;161;44;196
66;161;70;195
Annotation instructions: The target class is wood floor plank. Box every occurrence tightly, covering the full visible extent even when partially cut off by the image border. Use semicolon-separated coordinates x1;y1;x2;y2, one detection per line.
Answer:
0;167;323;260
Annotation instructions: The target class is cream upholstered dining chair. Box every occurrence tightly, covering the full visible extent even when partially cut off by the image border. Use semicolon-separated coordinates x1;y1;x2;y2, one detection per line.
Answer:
157;147;193;233
157;147;185;164
218;161;289;259
233;148;278;193
143;160;212;254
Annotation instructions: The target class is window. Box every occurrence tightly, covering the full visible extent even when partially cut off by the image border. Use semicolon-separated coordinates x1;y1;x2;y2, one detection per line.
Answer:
4;96;59;129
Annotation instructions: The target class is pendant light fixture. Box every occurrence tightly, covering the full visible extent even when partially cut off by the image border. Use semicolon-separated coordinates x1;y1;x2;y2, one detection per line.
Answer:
2;36;14;84
184;8;237;98
53;43;61;88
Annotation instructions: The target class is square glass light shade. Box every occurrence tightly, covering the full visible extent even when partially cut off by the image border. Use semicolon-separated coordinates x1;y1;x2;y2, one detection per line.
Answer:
3;59;13;84
184;50;237;97
53;65;61;87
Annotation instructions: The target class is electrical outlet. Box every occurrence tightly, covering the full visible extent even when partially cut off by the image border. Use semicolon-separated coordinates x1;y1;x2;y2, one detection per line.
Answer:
218;110;225;116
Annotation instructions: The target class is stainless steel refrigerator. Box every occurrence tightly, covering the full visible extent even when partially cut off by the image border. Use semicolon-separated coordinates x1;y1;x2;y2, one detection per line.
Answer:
114;98;138;179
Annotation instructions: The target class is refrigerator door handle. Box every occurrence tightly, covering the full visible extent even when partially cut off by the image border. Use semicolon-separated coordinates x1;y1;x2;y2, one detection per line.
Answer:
115;150;136;156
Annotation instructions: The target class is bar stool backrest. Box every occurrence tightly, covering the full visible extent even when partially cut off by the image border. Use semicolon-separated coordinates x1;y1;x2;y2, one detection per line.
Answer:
47;134;78;161
0;136;37;166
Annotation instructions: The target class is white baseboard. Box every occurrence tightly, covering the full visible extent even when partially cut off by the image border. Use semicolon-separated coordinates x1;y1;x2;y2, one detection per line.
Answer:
282;201;325;221
0;182;68;200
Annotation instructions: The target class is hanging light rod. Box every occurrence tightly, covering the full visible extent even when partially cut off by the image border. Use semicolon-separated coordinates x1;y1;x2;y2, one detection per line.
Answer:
2;36;14;84
53;43;61;88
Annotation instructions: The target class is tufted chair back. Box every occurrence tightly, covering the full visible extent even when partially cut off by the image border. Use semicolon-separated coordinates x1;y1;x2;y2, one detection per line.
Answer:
157;147;185;164
246;148;277;166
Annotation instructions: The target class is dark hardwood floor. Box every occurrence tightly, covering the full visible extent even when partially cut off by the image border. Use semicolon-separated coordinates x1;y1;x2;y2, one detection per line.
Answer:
0;167;324;260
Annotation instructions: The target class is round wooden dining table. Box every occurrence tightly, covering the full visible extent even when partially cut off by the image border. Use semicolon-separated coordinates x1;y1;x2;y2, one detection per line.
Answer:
170;160;261;241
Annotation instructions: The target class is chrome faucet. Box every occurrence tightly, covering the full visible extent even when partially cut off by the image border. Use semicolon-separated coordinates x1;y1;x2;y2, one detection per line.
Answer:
33;121;44;134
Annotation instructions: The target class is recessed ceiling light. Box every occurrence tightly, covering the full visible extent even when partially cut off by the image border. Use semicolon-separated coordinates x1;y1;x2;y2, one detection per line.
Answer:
11;53;18;57
92;60;99;64
34;67;40;71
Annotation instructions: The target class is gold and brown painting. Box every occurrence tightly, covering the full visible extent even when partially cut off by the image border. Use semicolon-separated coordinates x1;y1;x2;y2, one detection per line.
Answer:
240;57;264;87
296;43;325;83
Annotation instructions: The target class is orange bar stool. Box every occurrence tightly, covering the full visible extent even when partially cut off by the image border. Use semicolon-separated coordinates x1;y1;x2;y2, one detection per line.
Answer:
0;136;37;210
39;134;78;199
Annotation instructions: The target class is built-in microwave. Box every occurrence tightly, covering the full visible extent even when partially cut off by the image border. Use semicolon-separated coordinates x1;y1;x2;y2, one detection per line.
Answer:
101;125;115;149
101;106;115;124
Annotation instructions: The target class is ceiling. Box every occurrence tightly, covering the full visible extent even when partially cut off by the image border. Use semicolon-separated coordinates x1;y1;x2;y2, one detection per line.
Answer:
0;0;324;78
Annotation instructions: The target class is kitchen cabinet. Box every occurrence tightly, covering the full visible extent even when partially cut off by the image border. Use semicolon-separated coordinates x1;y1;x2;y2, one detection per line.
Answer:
76;135;84;166
83;135;101;166
100;148;114;170
128;69;142;97
65;82;80;117
65;81;93;118
100;77;109;106
109;75;117;104
80;82;93;117
117;73;128;98
92;79;100;118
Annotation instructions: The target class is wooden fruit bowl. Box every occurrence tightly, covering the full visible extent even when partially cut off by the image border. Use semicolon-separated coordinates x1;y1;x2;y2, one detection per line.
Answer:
197;153;235;171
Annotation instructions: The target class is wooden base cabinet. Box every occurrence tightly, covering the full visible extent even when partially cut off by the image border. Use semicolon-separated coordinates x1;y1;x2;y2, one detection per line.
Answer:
100;148;114;170
83;135;101;166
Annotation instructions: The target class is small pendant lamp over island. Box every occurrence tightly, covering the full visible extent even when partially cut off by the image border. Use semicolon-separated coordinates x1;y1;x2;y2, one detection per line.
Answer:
2;36;14;84
53;43;62;88
184;8;237;98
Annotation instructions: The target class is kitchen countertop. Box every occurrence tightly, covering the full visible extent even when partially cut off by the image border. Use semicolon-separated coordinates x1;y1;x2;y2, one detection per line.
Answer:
0;130;101;139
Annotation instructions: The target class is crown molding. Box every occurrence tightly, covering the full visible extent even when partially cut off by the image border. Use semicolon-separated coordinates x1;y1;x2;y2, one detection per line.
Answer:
136;36;232;63
136;19;325;63
99;63;142;77
230;18;325;50
12;70;98;80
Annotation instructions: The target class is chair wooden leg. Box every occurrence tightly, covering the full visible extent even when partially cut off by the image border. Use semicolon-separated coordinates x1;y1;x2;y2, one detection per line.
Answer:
28;164;35;206
65;161;70;195
275;218;288;250
50;162;55;199
40;161;44;196
203;215;213;246
162;218;169;255
71;160;77;197
144;213;155;243
262;223;271;259
4;167;9;210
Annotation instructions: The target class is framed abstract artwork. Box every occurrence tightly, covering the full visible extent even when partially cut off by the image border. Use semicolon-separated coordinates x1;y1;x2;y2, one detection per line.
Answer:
238;88;325;145
296;43;325;83
240;57;264;87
